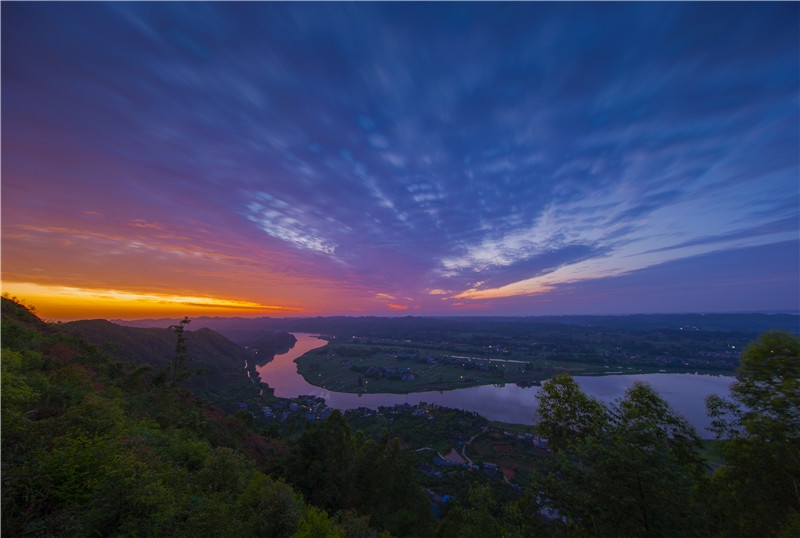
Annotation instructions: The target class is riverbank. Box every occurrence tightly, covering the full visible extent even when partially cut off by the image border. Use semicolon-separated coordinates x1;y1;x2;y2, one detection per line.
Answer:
258;334;733;436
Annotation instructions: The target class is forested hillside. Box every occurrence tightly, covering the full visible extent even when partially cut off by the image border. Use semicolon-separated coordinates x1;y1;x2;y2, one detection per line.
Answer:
62;319;261;412
3;296;798;537
1;297;419;537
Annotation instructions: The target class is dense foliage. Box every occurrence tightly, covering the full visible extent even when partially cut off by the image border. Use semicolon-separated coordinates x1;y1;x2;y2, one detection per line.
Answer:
532;330;800;538
1;298;387;537
280;411;435;537
534;376;707;536
706;330;800;537
60;318;272;413
3;296;798;537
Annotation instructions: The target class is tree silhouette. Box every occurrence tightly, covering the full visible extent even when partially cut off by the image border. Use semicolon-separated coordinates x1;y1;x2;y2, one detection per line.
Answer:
169;317;192;386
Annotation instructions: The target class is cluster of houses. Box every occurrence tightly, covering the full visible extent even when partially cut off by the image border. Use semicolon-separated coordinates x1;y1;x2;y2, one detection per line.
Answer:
345;402;434;421
394;352;496;371
333;346;541;385
256;395;334;422
502;430;550;451
423;488;452;519
425;452;518;491
350;363;418;381
346;402;554;509
653;354;735;368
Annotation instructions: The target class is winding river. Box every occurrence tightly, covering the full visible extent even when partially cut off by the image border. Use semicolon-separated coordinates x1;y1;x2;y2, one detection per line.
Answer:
257;333;734;438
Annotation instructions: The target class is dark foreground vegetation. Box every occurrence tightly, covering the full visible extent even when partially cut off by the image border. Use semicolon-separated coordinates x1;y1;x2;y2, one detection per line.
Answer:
3;296;798;537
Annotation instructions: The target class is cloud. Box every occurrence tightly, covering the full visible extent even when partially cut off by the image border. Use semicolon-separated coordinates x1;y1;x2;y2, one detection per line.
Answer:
2;2;797;315
427;289;451;296
3;282;306;312
245;193;338;255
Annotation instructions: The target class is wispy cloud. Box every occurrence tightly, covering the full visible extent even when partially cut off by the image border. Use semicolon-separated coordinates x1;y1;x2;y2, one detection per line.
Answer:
2;2;797;316
245;192;338;255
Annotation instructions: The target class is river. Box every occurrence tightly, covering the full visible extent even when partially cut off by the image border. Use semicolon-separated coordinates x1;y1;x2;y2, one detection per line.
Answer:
256;333;734;438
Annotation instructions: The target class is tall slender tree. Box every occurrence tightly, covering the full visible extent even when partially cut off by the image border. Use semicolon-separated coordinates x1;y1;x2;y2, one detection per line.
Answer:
169;317;192;386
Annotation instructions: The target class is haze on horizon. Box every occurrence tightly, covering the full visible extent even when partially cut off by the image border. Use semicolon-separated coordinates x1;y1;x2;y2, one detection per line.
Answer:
2;2;798;321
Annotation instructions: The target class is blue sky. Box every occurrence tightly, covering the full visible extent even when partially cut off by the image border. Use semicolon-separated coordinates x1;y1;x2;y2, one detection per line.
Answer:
2;2;798;318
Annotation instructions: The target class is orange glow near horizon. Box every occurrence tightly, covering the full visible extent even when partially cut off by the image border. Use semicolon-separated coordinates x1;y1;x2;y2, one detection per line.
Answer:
1;282;307;321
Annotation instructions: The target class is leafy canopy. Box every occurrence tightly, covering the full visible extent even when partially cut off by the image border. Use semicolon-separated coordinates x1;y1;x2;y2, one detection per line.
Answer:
706;330;800;537
534;375;707;537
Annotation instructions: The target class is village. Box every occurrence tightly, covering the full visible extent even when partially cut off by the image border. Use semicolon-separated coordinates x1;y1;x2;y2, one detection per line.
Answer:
294;324;749;395
256;395;335;423
340;402;553;513
242;392;553;510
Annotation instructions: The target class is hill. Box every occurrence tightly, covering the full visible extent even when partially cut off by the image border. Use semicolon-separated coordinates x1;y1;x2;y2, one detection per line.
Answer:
61;319;288;413
1;296;435;537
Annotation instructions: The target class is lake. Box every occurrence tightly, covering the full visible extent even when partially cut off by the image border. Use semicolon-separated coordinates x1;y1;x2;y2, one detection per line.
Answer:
257;333;734;438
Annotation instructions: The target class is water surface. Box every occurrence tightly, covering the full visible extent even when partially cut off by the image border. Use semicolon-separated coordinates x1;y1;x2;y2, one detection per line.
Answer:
256;333;734;437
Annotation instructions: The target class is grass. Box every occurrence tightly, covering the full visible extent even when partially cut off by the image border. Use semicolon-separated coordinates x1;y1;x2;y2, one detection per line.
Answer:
294;342;664;394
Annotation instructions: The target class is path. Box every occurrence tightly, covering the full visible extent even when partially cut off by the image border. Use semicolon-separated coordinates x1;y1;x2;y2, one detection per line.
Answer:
461;426;488;466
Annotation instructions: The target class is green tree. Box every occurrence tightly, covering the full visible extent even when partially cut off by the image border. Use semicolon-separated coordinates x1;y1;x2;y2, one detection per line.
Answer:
230;472;306;537
292;507;345;538
436;485;507;538
705;330;800;537
284;410;353;509
2;297;314;537
283;412;435;537
534;373;608;451
533;376;707;537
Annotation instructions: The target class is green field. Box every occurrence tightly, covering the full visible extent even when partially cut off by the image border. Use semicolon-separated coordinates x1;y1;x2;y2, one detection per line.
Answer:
294;342;664;393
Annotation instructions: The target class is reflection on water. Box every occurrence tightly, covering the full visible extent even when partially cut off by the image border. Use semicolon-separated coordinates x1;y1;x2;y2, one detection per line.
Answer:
256;334;734;438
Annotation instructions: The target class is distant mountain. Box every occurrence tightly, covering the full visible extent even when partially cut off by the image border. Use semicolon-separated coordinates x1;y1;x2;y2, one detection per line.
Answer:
114;312;799;338
225;331;297;364
62;319;270;411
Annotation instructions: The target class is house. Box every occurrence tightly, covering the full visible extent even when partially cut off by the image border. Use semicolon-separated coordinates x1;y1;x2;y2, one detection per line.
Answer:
443;448;466;465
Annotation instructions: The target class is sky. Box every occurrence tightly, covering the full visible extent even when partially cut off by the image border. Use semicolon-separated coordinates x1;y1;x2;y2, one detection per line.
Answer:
2;2;798;320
